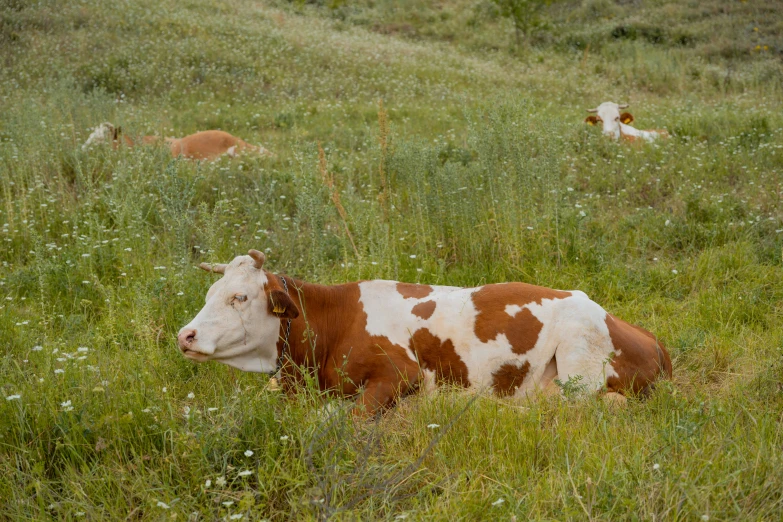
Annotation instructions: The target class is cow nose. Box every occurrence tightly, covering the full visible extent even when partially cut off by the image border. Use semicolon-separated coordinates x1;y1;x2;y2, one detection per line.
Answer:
178;329;197;351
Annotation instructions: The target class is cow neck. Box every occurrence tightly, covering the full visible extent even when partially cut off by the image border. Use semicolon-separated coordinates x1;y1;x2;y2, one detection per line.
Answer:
273;274;354;371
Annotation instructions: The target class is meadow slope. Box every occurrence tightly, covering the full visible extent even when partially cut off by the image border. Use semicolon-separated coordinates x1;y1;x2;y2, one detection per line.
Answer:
2;0;783;519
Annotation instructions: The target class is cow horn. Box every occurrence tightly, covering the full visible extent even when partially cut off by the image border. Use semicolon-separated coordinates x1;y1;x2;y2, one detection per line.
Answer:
248;249;265;269
618;104;629;109
199;262;227;274
586;108;598;113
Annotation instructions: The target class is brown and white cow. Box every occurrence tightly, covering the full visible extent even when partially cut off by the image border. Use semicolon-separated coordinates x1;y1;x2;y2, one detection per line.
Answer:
177;250;672;413
584;102;669;143
82;122;272;160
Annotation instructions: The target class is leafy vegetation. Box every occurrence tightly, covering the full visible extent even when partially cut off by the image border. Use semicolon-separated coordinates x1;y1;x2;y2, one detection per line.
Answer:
1;0;783;519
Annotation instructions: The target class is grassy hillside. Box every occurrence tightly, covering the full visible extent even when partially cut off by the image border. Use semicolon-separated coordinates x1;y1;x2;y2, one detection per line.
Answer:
2;0;783;519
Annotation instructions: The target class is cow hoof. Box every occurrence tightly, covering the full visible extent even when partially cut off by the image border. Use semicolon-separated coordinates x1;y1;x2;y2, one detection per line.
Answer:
603;391;627;408
266;377;282;392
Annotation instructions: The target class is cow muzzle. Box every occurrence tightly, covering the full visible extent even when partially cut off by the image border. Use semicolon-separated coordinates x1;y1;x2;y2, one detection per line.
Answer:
177;328;207;360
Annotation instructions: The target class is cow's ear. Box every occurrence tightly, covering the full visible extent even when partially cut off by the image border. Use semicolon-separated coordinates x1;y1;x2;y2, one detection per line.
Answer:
620;112;634;124
585;115;601;126
268;290;299;319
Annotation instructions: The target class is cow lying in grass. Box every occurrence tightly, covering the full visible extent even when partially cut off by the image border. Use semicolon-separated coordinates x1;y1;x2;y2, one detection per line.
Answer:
585;102;669;143
177;250;672;414
82;122;272;160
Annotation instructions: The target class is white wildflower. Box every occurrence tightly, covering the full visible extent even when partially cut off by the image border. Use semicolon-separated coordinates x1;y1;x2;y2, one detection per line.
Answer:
427;424;440;429
187;392;195;399
244;450;254;457
222;501;234;507
279;435;289;441
491;498;505;506
54;369;64;375
5;394;21;401
156;501;170;509
238;470;252;477
216;476;227;487
32;345;43;351
61;400;73;412
230;515;243;520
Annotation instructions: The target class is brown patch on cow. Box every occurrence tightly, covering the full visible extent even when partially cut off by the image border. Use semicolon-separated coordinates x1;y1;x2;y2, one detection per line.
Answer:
620;112;634;124
504;307;544;354
410;328;469;387
270;275;422;414
492;361;531;397
411;300;436;320
585;115;602;126
396;282;433;299
604;314;672;396
472;283;570;354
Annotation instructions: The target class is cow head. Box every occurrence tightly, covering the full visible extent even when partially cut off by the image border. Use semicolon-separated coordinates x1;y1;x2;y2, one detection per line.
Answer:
585;102;634;139
177;250;299;373
82;122;121;150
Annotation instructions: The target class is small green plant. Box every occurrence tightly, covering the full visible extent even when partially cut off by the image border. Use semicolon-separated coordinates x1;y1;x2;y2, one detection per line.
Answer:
554;374;588;398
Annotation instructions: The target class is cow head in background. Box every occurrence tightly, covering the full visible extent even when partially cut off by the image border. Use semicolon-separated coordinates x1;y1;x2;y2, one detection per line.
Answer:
177;250;299;373
82;122;122;150
584;102;634;140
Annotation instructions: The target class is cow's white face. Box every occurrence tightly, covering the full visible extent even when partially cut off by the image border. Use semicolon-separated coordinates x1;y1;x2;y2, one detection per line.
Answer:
82;122;116;150
177;251;298;373
585;102;634;140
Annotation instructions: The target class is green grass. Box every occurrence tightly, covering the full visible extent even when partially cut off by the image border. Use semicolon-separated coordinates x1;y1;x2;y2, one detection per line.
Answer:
2;0;783;519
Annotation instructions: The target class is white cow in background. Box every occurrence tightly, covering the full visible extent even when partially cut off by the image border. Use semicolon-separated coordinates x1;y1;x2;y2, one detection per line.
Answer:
585;102;669;143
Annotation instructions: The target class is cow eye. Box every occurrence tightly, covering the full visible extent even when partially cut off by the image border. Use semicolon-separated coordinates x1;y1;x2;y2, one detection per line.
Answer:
233;294;247;303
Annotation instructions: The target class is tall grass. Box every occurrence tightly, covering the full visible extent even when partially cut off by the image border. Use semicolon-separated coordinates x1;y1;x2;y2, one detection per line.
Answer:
2;0;783;519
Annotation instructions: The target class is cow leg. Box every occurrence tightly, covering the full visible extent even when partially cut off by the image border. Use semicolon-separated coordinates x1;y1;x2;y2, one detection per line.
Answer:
354;380;399;416
554;326;616;396
354;362;421;416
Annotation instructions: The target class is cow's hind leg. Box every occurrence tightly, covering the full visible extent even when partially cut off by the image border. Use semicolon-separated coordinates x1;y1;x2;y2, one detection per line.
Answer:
553;324;617;397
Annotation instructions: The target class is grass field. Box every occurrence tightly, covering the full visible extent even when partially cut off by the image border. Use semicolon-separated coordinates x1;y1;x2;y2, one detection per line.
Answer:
2;0;783;519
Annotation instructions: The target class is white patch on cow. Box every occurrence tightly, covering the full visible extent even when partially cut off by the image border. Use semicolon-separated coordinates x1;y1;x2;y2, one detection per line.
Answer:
419;369;437;394
358;281;618;397
82;122;114;150
359;281;462;360
226;145;237;157
505;304;523;317
619;123;663;142
178;255;280;373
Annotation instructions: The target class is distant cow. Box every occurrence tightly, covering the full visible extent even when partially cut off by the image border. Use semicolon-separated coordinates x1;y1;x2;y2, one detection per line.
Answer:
82;122;272;160
585;102;668;142
176;250;672;414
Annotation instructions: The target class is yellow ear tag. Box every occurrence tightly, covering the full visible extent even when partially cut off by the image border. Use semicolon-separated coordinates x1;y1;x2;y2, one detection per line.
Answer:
622;115;633;124
272;303;285;314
